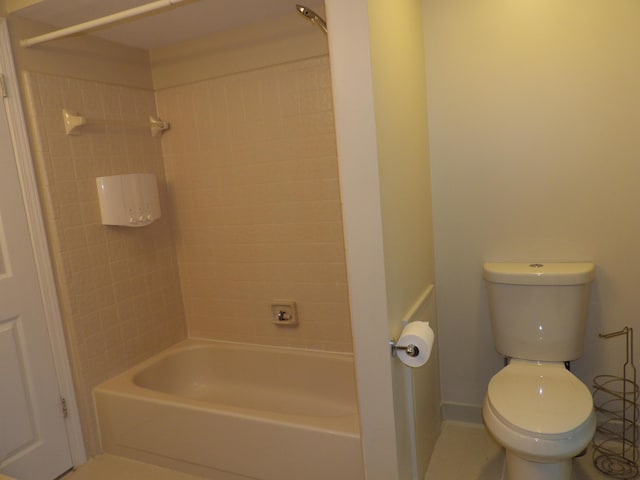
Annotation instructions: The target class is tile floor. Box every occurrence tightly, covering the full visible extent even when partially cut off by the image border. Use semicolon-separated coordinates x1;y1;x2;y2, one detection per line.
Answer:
62;455;205;480
425;422;616;480
62;422;619;480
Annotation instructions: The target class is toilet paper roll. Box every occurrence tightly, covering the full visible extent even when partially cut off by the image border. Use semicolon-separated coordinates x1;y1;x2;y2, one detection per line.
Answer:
396;321;435;368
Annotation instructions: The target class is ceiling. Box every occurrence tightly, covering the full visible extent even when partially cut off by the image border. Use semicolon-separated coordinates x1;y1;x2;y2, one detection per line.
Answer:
10;0;326;50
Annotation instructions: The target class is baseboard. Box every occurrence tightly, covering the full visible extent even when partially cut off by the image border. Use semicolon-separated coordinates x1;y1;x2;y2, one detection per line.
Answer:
441;402;483;425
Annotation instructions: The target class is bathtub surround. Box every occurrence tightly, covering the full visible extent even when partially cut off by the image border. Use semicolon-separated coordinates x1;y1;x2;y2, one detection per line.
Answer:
153;39;352;352
21;72;186;456
12;11;350;456
7;3;441;478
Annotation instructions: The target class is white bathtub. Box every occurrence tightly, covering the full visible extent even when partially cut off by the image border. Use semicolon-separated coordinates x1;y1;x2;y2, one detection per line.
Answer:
94;339;364;480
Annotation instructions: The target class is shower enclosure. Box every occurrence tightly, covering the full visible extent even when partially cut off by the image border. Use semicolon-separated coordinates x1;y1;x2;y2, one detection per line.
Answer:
5;1;441;479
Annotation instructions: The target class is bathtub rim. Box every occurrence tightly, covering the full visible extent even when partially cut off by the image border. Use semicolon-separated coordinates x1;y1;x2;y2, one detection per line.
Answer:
94;337;361;437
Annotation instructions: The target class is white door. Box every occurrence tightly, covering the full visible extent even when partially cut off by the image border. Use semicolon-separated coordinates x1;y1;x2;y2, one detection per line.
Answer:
0;88;73;478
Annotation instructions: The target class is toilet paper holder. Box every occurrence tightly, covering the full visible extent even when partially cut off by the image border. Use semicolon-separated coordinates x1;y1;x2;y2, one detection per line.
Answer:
389;340;420;358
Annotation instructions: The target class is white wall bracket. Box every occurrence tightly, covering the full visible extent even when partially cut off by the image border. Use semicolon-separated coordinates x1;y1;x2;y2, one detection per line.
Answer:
62;109;86;135
150;115;170;137
62;109;170;137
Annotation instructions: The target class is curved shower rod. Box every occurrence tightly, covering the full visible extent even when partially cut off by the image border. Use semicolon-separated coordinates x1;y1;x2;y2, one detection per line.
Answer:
21;0;190;48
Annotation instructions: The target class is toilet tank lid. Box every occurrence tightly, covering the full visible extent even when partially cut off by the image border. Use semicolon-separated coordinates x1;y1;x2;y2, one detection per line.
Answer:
483;262;595;286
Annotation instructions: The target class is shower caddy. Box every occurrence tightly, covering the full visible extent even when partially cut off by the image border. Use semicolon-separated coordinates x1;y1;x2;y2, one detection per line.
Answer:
593;327;639;479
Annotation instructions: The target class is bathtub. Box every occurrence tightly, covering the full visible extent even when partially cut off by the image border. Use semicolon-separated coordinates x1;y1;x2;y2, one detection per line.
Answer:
94;339;364;480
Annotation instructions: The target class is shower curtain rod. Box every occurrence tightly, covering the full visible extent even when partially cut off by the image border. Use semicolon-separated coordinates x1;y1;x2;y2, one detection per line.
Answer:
20;0;188;48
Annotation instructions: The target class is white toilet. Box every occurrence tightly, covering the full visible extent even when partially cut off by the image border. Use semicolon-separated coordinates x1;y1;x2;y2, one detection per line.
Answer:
482;262;597;480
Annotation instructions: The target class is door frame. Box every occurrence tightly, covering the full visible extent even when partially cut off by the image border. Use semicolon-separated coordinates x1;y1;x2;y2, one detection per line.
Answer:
0;17;86;466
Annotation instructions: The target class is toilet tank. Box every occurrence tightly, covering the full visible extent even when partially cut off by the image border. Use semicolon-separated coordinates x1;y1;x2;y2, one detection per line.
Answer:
483;262;595;361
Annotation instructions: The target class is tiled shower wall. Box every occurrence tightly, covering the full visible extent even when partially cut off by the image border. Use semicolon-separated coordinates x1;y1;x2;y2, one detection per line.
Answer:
22;71;186;455
20;53;350;454
156;56;353;352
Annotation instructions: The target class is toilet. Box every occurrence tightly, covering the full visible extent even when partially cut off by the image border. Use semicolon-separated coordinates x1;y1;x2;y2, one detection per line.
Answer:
482;262;597;480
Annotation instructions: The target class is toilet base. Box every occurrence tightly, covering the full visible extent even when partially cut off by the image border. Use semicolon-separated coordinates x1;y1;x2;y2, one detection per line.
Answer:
505;451;572;480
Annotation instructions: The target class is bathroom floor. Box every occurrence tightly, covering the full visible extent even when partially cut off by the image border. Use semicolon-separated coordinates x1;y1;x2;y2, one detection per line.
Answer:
63;423;617;480
62;455;206;480
425;422;616;480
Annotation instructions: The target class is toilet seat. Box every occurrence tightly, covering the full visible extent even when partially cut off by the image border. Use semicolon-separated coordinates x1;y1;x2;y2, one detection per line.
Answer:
486;359;593;438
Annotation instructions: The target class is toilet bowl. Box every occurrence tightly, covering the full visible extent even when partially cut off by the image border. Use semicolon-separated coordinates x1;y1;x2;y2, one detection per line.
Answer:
483;359;596;480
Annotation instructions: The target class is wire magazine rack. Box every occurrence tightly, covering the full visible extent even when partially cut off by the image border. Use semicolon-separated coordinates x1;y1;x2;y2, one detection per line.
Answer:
593;327;639;478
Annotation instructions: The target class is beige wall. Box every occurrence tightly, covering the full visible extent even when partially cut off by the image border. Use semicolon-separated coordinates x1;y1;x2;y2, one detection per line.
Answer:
153;25;352;351
21;71;185;456
369;0;435;338
323;1;396;476
368;0;439;475
424;0;640;411
323;0;440;478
